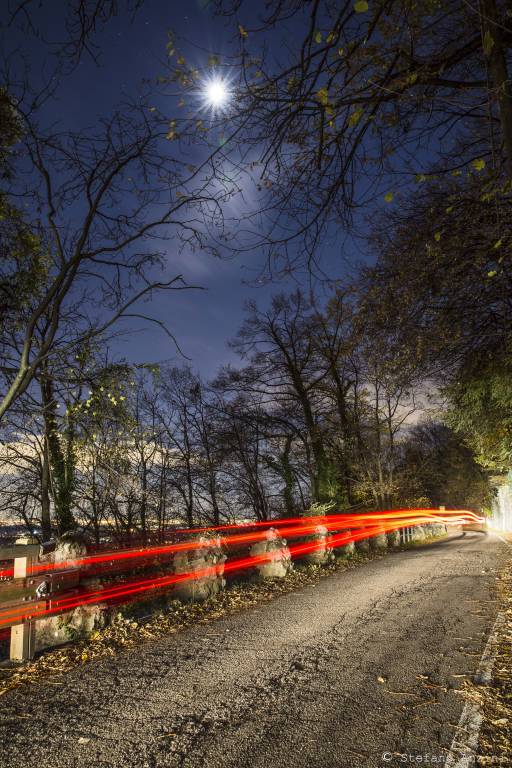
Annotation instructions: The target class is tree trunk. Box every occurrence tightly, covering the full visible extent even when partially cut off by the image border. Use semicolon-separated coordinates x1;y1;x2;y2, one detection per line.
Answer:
40;436;52;540
480;0;512;175
280;435;295;517
39;369;75;533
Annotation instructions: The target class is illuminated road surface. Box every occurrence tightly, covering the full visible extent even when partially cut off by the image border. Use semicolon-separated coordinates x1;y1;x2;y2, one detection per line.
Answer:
0;531;509;768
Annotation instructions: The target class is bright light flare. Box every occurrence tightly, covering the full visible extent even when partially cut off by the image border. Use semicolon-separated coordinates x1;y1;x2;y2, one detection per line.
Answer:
200;75;231;114
206;79;228;106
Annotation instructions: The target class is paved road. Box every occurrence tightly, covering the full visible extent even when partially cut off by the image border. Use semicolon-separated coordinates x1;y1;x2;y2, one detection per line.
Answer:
0;531;509;768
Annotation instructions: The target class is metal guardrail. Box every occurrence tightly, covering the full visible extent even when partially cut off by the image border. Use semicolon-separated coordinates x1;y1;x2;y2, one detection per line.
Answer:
400;526;414;544
0;537;80;662
0;544;40;560
0;508;455;663
1;536;42;661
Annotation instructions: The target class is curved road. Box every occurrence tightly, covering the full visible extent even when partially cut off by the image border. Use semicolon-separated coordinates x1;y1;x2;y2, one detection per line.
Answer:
0;531;509;768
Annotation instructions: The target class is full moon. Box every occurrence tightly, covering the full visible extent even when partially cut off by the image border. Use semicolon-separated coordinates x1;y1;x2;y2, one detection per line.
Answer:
204;78;229;110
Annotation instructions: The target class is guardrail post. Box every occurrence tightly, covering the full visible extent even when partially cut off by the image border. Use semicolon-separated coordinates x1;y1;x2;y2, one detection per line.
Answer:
10;536;38;662
400;526;413;544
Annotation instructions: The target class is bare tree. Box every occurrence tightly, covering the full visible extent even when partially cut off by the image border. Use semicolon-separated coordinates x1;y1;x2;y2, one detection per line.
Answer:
0;95;233;421
163;0;512;273
5;1;145;66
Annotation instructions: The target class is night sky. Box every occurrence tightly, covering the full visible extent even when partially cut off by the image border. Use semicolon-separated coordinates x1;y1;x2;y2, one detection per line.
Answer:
4;0;364;379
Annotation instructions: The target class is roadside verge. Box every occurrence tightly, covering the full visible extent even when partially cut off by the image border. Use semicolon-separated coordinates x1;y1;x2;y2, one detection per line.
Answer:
0;532;448;696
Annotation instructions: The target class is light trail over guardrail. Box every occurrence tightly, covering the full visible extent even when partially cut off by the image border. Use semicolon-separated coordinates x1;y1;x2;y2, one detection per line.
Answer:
0;508;484;629
0;508;483;579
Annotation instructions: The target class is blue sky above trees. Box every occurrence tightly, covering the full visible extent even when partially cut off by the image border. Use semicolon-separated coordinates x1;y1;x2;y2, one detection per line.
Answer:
3;0;367;377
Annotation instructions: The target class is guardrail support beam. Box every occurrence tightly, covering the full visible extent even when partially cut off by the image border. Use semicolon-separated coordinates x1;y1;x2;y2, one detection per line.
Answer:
10;621;36;662
9;536;38;663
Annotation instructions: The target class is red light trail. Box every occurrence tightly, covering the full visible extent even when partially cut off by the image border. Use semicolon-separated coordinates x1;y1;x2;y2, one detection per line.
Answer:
0;508;482;580
0;509;483;628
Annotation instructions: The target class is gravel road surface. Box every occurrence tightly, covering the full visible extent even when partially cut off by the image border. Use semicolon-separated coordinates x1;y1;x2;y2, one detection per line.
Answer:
0;531;509;768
